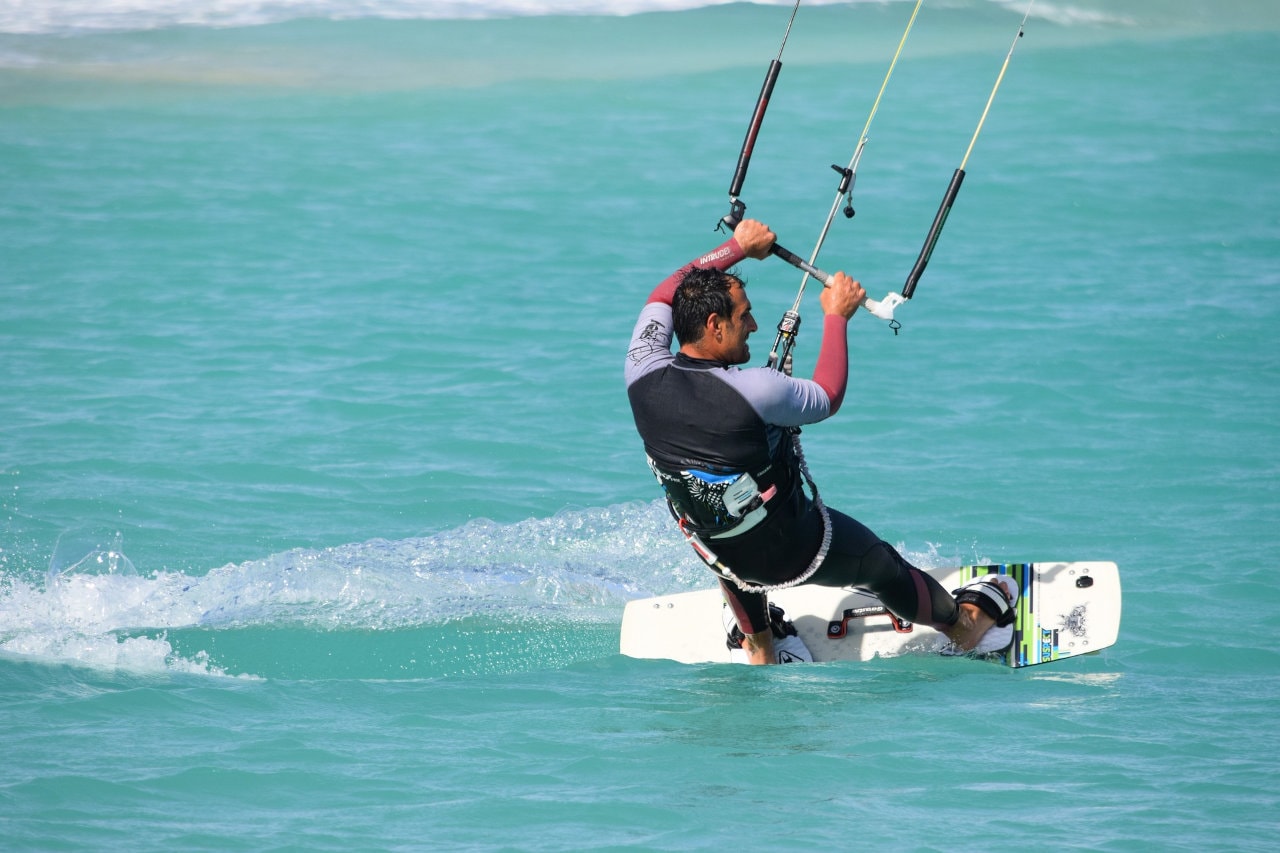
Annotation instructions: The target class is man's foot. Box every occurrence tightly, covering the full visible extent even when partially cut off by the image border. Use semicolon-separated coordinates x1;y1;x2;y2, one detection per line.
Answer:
942;575;1018;654
722;602;812;665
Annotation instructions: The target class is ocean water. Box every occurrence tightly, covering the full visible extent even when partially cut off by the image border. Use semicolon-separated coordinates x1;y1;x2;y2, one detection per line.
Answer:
2;0;1278;849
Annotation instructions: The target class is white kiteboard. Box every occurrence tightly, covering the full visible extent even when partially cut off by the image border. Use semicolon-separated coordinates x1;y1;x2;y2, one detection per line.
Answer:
620;561;1121;668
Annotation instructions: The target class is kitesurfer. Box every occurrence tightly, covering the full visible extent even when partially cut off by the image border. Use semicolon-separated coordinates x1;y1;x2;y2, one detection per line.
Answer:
624;218;1016;664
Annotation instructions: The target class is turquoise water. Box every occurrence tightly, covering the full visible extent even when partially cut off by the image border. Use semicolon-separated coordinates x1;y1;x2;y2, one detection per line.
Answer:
3;1;1278;849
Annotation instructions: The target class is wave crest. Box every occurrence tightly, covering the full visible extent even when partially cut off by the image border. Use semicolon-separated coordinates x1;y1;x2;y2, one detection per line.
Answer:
0;501;705;677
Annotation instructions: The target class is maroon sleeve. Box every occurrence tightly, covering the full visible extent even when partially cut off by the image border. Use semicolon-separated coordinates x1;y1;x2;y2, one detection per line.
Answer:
646;236;749;306
811;314;849;415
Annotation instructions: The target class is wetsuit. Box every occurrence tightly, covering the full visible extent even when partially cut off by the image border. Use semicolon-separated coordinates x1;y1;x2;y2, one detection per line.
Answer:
625;236;961;637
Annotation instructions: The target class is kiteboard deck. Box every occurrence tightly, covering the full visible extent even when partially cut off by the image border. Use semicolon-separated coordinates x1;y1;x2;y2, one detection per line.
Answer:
620;561;1121;668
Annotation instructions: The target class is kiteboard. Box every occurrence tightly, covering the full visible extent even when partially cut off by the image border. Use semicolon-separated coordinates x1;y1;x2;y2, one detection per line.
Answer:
620;561;1121;668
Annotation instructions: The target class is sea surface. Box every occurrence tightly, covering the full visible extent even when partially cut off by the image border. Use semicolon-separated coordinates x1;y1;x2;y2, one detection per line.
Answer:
2;0;1278;849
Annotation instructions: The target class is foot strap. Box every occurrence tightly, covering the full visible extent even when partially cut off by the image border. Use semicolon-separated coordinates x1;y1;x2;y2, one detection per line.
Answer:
953;576;1017;628
724;602;797;650
722;602;812;664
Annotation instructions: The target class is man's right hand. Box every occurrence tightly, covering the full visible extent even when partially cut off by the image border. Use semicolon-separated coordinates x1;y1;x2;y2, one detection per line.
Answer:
821;271;866;319
732;218;776;260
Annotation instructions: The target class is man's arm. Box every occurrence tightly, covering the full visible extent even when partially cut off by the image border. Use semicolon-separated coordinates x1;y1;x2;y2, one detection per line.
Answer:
809;272;865;416
642;219;773;307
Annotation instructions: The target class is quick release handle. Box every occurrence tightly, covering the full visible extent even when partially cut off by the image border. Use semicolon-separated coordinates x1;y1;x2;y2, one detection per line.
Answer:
903;167;966;300
729;59;782;201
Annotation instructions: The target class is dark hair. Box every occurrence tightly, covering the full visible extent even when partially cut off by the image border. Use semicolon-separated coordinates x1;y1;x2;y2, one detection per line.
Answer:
672;267;744;345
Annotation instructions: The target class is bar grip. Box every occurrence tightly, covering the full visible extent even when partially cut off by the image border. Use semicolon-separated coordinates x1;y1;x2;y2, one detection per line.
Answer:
720;213;835;287
770;243;832;286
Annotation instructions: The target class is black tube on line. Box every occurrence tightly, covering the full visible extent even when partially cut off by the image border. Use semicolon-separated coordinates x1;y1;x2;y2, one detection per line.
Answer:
728;58;782;203
721;0;800;228
902;167;965;300
900;1;1035;303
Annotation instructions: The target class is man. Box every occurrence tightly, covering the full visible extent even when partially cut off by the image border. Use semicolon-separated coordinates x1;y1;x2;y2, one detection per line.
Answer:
624;219;1016;665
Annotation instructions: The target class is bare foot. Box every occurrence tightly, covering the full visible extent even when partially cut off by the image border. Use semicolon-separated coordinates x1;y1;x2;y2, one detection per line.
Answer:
945;602;997;651
740;629;775;665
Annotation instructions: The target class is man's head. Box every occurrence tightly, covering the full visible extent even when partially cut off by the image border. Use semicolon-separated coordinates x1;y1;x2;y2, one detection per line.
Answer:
672;267;758;364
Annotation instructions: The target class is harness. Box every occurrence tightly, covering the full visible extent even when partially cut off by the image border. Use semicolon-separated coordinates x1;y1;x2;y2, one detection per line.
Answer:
649;431;833;594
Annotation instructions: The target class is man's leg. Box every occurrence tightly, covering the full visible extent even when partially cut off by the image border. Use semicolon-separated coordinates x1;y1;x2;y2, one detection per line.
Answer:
719;579;775;665
808;508;1001;651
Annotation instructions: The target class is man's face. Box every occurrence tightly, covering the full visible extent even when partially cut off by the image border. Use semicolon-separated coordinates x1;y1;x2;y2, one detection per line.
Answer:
717;280;758;365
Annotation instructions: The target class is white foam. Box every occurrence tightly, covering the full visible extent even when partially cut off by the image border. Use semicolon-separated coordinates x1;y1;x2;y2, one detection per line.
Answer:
0;0;857;36
0;501;684;674
996;0;1137;28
